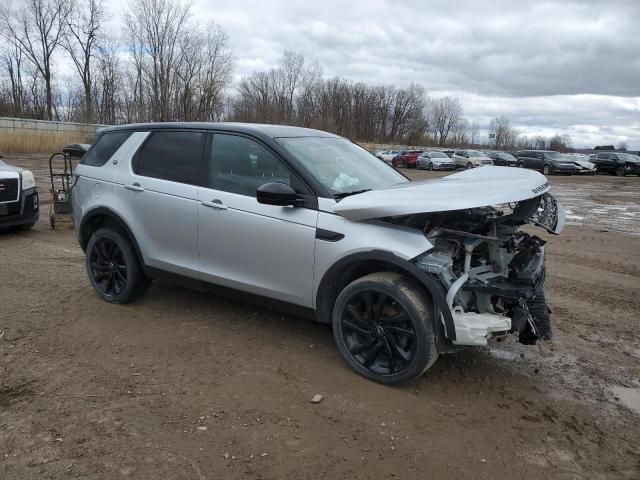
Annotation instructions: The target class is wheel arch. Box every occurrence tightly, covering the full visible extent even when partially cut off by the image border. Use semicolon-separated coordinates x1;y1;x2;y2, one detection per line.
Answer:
78;207;144;266
316;250;456;352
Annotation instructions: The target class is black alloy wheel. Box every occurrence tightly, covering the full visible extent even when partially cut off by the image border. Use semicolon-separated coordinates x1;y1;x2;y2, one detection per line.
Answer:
332;272;438;385
85;227;147;303
89;237;128;298
340;290;416;376
615;166;626;177
466;162;473;169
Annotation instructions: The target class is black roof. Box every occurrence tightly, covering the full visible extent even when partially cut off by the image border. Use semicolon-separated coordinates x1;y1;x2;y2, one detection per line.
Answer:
98;122;340;139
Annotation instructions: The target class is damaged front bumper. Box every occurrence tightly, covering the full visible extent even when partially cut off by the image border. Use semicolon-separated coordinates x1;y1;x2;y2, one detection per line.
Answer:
450;308;511;346
412;192;562;347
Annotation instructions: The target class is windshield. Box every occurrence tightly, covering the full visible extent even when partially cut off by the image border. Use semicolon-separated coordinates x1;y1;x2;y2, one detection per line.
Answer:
544;152;565;160
430;152;449;158
497;153;516;160
277;137;408;194
467;150;485;157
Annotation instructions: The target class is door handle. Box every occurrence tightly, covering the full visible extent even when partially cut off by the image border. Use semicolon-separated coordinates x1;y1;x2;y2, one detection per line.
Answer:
125;183;144;192
201;199;228;210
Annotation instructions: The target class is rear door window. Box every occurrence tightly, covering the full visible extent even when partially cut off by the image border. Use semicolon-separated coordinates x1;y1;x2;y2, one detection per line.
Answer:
81;131;132;167
135;131;204;185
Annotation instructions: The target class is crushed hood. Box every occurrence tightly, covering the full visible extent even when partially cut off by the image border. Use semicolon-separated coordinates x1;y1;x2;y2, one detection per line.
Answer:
332;166;551;221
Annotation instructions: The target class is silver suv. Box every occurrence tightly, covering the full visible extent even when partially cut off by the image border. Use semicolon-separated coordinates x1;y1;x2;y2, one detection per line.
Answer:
72;123;565;385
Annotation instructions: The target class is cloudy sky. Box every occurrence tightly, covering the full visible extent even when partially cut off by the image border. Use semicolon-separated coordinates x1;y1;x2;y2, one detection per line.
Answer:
107;0;640;148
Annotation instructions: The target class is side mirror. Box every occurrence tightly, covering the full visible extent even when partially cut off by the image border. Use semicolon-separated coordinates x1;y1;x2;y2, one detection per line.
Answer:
257;182;305;207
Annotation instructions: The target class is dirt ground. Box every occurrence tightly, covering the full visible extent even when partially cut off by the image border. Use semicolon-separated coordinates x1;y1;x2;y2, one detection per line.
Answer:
1;156;639;479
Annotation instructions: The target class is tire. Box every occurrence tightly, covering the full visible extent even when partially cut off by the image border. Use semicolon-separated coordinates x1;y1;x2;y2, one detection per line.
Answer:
542;164;552;175
85;227;148;304
517;162;524;168
332;272;438;385
428;162;433;171
19;220;37;230
466;162;473;169
527;291;552;341
615;166;626;177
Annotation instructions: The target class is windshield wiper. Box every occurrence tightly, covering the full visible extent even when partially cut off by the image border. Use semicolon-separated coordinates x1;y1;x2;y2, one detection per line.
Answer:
333;188;372;199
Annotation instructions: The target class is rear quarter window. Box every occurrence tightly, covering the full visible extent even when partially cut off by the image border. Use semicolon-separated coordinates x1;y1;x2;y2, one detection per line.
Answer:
135;131;204;185
81;131;133;167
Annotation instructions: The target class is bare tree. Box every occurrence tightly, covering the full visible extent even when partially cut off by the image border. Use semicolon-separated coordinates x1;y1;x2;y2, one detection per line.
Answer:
452;117;470;146
63;0;103;122
469;121;480;146
488;116;520;150
616;140;628;151
2;43;27;116
124;0;192;121
1;0;72;120
549;133;572;152
429;96;463;146
532;135;548;150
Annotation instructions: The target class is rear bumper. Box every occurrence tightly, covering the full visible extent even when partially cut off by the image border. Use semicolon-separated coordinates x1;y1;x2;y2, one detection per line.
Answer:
0;188;39;228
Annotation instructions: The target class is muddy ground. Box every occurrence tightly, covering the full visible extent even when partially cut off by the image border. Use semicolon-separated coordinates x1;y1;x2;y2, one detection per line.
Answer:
1;156;639;479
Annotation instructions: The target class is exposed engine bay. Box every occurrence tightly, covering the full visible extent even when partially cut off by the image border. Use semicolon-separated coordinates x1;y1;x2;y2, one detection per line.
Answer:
387;193;564;346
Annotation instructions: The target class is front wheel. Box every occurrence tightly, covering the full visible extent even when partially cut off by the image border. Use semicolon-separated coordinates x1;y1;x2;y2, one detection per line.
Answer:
86;227;148;304
466;162;473;169
428;162;434;171
615;166;626;177
542;164;552;175
332;272;438;385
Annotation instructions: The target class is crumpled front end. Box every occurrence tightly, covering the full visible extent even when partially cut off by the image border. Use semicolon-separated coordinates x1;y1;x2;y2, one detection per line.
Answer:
394;192;564;347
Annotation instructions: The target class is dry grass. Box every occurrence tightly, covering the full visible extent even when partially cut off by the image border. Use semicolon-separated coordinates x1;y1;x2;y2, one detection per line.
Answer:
0;130;95;155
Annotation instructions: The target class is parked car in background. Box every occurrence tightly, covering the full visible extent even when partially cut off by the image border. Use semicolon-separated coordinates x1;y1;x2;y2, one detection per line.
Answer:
416;151;455;170
392;150;423;168
452;150;494;169
485;151;517;167
593;152;640;176
72;122;565;385
441;149;455;158
515;150;580;175
377;150;399;163
0;158;39;230
565;153;596;175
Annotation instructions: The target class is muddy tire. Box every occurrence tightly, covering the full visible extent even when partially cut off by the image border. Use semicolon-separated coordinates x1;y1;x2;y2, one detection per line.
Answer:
332;272;438;385
528;292;552;341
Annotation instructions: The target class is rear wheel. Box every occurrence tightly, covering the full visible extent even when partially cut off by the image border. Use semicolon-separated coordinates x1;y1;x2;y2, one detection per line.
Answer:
86;227;148;304
332;272;438;385
542;164;552;175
